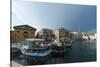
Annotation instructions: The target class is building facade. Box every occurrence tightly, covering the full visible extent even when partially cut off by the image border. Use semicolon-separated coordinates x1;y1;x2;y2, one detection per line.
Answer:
10;30;15;43
11;25;36;43
54;28;70;39
36;28;53;41
70;32;83;40
88;32;96;40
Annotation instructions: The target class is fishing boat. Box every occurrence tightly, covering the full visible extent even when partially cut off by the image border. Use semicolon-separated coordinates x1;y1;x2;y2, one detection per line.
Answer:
21;38;52;62
50;39;64;56
64;40;72;48
60;38;72;48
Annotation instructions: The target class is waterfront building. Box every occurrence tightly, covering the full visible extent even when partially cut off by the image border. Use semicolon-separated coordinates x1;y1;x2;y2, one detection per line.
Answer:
10;30;15;43
94;33;97;39
70;32;78;39
81;32;89;40
88;32;96;40
81;32;96;40
54;27;70;39
71;32;83;40
12;25;36;43
36;28;53;41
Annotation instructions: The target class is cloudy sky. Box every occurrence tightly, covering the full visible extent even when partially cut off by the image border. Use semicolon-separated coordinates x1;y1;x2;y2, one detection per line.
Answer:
12;0;96;32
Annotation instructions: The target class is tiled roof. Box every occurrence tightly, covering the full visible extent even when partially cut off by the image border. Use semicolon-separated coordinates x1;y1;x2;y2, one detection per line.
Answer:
13;25;36;31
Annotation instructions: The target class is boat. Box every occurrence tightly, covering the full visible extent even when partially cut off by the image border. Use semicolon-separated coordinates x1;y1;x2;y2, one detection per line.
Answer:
22;48;52;61
21;38;52;62
64;39;72;48
50;39;64;56
59;38;72;48
51;45;64;56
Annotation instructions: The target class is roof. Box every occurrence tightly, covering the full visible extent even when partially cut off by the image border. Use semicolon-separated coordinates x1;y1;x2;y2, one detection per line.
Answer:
54;27;70;32
13;25;36;31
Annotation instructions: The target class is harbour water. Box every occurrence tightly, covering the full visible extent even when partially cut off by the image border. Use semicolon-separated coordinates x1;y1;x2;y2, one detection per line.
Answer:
12;40;96;66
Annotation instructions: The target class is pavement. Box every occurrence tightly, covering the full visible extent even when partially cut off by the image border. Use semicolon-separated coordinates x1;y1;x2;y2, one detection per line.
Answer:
11;61;23;67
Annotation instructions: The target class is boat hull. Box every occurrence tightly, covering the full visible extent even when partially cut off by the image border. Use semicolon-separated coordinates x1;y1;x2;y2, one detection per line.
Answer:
23;52;52;63
51;46;64;57
52;50;64;57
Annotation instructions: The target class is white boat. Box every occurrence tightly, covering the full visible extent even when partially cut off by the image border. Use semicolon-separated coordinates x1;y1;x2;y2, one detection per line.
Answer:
22;48;52;57
64;40;72;47
58;38;72;47
21;38;52;61
50;39;64;56
54;38;72;47
51;45;64;54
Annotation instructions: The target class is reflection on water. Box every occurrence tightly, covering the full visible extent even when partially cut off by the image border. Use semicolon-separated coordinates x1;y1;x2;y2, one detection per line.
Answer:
13;40;96;65
64;40;96;63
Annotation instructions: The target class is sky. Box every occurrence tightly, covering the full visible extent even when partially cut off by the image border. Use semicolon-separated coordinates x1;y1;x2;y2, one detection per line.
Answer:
12;0;96;32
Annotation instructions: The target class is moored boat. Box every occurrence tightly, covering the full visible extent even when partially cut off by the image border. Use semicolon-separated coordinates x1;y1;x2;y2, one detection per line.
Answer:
21;38;53;62
59;38;72;48
22;48;52;62
64;40;72;48
51;45;64;57
50;39;64;56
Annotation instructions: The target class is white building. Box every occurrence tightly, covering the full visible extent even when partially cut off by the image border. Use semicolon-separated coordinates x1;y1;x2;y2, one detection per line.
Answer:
88;32;96;40
71;32;82;40
94;33;97;39
36;28;53;40
82;36;88;40
71;32;96;40
81;32;89;40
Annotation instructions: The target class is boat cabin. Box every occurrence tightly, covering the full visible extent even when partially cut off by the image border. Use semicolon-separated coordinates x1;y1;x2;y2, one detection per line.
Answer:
22;38;49;49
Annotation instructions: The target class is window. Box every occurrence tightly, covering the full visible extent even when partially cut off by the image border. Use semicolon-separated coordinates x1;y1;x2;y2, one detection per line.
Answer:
24;35;28;38
23;31;28;34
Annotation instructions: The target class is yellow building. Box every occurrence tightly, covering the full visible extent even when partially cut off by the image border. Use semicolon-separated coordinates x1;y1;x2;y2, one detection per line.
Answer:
12;25;36;43
10;30;15;43
54;27;70;39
